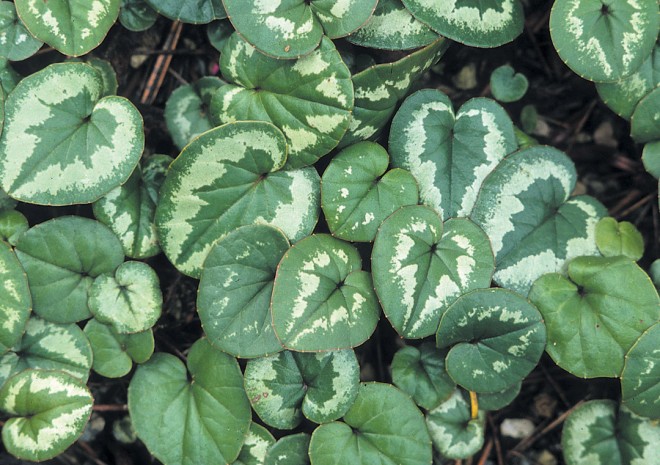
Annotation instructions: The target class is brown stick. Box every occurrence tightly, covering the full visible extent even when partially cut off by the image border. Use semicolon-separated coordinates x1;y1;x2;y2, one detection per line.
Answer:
487;414;505;465
476;439;494;465
140;21;184;105
93;404;128;412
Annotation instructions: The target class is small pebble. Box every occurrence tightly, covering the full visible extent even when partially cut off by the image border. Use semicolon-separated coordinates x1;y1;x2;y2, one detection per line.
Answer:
500;418;535;439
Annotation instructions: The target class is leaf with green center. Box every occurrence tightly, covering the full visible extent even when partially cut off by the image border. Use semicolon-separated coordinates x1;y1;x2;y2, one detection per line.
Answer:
0;210;28;245
436;289;546;393
244;349;359;428
425;390;485;460
529;256;660;378
389;90;517;221
144;0;225;24
0;317;92;387
128;338;251;465
0;62;144;206
0;241;30;355
198;225;288;359
550;0;659;82
271;234;379;351
470;147;607;295
596;43;660;119
165;77;225;151
490;65;529;103
622;322;660;419
391;342;455;410
401;0;524;48
0;1;42;61
155;121;319;278
87;57;118;97
0;370;93;462
643;141;660;178
119;0;158;32
233;423;275;465
321;141;418;242
345;0;439;51
341;37;449;147
207;19;233;52
631;87;660;143
562;400;660;465
223;0;377;59
309;383;431;465
89;261;162;334
15;216;124;323
84;318;154;378
211;34;353;169
595;217;644;260
15;0;120;57
372;206;494;339
265;434;310;465
476;382;521;411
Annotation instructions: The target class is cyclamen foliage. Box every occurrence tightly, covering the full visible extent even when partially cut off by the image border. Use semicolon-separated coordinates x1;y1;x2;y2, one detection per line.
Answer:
0;1;658;464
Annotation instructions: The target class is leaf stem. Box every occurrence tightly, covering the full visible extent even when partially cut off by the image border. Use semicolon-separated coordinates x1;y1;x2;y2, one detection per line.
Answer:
469;391;479;420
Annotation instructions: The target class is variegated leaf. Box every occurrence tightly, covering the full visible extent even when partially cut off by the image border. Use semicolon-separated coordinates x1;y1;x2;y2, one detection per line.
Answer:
14;216;124;323
562;400;660;465
402;0;524;48
155;121;320;278
144;0;225;24
0;57;20;93
271;234;379;351
0;370;93;462
198;225;288;359
233;423;275;465
426;390;485;460
207;19;233;52
0;210;28;245
341;37;449;147
211;34;353;169
436;289;546;394
264;434;310;465
223;0;377;59
244;350;359;428
389;90;517;220
631;86;660;143
88;261;162;334
0;241;30;355
470;147;607;295
372;206;494;339
119;0;158;32
550;0;659;82
87;57;119;97
622;322;660;419
15;0;120;57
321;141;418;242
0;1;42;61
165;76;225;150
529;256;660;378
0;62;144;205
595;217;644;260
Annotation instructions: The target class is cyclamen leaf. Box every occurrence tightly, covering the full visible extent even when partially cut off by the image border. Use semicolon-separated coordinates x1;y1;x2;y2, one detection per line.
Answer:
631;86;660;143
595;217;644;261
144;0;225;24
264;434;310;465
622;322;660;419
15;216;124;323
87;57;119;98
271;234;379;351
0;1;42;61
372;206;494;339
643;141;660;178
15;0;120;57
0;57;20;93
321;141;419;242
207;20;233;52
0;186;15;212
0;210;28;245
155;121;320;278
212;34;353;169
0;62;144;206
233;423;275;465
490;65;529;103
119;0;158;32
0;241;30;355
0;370;93;462
477;382;521;411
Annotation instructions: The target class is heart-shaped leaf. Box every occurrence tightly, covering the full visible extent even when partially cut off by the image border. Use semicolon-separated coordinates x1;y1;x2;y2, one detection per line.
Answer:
643;141;660;178
265;434;310;465
0;210;28;245
402;0;524;48
87;57;119;97
119;0;158;32
211;34;353;169
271;234;379;351
207;19;233;52
88;261;162;334
15;216;124;323
0;241;30;354
490;65;529;102
309;383;431;465
165;77;225;151
84;318;154;378
198;224;288;359
0;370;93;462
426;390;486;460
223;0;377;59
321;141;418;242
244;349;360;428
372;206;494;339
0;317;93;387
155;121;320;277
0;62;144;205
234;423;275;465
390;90;517;220
144;0;225;24
0;1;42;61
595;217;644;260
15;0;120;57
436;289;546;393
562;400;660;465
622;322;660;419
529;256;660;378
128;338;251;465
631;86;660;143
550;0;659;82
391;342;455;410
